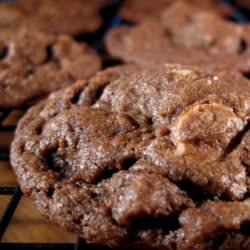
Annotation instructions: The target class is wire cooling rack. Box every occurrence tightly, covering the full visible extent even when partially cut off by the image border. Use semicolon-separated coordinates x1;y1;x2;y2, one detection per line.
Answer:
0;1;249;250
0;1;122;249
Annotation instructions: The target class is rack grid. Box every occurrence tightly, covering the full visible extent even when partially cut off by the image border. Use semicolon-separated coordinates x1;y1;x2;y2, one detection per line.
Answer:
0;1;249;249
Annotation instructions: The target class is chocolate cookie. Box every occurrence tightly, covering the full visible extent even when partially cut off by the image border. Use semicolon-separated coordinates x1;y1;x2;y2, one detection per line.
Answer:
0;0;108;35
0;27;101;109
107;2;250;73
119;0;231;23
11;64;250;249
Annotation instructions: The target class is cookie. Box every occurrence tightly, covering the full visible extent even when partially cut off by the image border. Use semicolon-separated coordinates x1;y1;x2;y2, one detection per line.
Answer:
107;2;250;73
0;27;101;109
11;64;250;249
0;0;108;35
119;0;231;23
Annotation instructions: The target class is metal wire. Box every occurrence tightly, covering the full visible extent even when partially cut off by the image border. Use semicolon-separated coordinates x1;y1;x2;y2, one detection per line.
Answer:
0;243;76;250
0;0;249;249
0;188;22;239
0;1;122;248
0;66;103;250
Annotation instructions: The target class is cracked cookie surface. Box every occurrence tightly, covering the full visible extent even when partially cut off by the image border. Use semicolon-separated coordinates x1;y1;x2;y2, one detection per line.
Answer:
0;0;108;35
107;2;250;73
11;64;250;249
0;27;101;109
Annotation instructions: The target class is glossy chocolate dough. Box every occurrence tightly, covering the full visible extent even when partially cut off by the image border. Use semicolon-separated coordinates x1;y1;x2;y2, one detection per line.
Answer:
107;2;250;73
11;64;250;249
0;27;101;109
0;0;108;35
